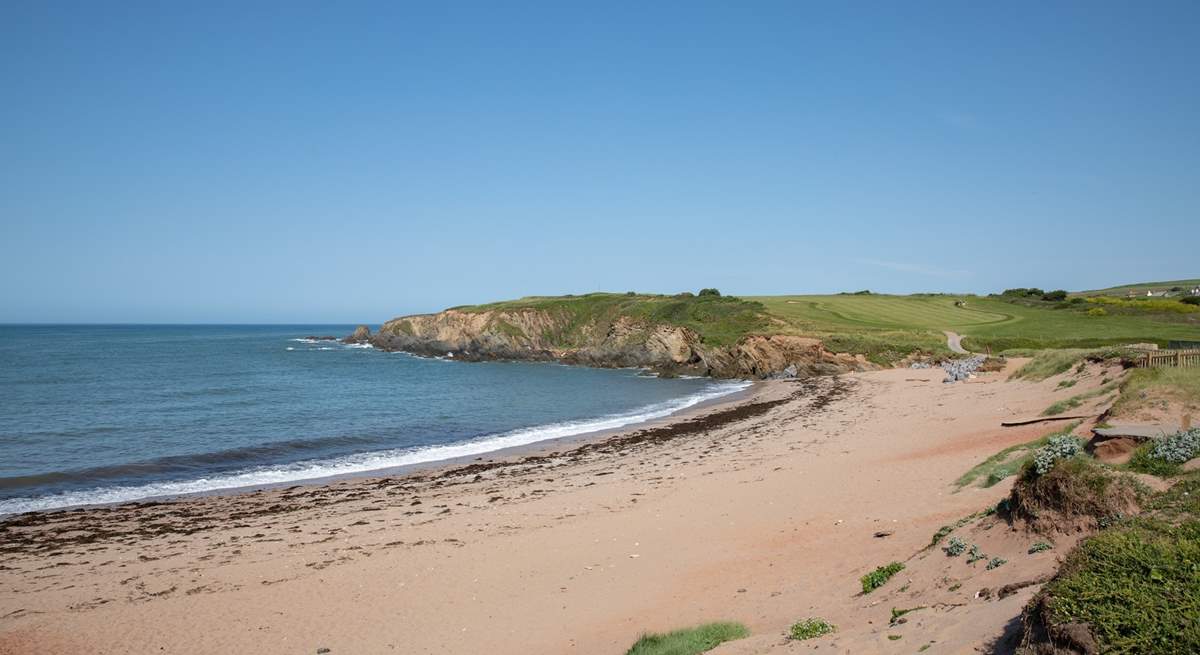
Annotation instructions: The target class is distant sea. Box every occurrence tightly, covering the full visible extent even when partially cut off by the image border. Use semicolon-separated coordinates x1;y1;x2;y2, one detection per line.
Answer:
0;325;748;515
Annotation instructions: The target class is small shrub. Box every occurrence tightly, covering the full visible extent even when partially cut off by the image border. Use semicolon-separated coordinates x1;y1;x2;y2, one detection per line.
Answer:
1056;379;1078;390
1128;429;1200;477
861;562;905;593
1042;290;1068;302
1150;428;1200;464
967;544;987;564
986;557;1007;570
1183;296;1200;306
697;288;721;297
1028;541;1053;554
788;618;835;641
1128;444;1183;477
887;635;902;641
943;536;967;557
1032;435;1083;475
1087;307;1107;317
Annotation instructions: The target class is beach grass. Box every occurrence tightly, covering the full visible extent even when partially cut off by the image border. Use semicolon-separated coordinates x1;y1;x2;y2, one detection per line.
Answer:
1110;367;1200;417
1041;381;1119;416
625;621;750;655
954;423;1080;490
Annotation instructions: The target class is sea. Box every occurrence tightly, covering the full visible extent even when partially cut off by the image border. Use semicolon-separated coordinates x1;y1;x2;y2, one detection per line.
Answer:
0;325;748;515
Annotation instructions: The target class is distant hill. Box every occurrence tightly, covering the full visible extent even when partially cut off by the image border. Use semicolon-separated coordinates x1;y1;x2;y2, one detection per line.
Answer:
1077;279;1200;297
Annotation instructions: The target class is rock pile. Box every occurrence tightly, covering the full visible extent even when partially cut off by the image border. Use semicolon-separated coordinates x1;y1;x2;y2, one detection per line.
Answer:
942;355;986;383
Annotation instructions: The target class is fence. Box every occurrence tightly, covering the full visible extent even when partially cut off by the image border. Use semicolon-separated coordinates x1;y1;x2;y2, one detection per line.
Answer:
1137;349;1200;369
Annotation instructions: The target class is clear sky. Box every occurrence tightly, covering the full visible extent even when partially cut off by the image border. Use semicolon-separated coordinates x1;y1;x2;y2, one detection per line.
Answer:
2;1;1197;323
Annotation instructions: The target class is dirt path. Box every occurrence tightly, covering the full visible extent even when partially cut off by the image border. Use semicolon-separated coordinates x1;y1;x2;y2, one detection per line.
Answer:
945;330;969;354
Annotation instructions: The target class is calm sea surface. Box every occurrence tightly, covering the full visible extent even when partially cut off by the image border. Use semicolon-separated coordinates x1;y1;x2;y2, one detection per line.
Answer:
0;325;747;515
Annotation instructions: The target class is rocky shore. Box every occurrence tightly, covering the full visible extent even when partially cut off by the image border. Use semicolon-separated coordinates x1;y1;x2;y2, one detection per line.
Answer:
344;308;876;379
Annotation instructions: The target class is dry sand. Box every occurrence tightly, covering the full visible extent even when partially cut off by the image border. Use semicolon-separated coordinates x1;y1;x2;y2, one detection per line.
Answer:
0;361;1123;654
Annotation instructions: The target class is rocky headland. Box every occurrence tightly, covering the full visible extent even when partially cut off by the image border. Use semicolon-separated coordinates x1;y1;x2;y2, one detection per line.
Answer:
348;301;876;379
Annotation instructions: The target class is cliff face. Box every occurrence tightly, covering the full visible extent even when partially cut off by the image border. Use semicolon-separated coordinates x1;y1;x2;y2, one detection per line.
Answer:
363;308;874;379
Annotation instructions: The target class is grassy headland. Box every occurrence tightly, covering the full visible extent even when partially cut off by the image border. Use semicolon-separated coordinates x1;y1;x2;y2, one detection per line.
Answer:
439;285;1199;366
452;292;769;348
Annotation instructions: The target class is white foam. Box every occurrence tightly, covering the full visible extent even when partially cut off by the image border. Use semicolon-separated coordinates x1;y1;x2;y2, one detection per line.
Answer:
0;381;751;516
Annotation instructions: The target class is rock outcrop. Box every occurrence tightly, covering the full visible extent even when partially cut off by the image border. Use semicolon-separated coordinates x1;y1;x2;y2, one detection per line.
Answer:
362;309;874;379
343;325;372;344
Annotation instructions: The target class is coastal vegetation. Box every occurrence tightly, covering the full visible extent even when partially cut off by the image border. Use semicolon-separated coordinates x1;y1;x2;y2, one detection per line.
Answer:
453;292;769;348
860;561;905;593
1110;366;1200;417
1022;473;1200;654
788;617;836;641
954;423;1081;490
1008;453;1143;532
1127;429;1200;477
1041;381;1119;416
624;621;749;655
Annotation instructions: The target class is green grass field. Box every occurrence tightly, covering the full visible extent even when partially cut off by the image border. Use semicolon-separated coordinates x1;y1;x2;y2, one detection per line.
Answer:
752;294;1200;352
1076;279;1200;297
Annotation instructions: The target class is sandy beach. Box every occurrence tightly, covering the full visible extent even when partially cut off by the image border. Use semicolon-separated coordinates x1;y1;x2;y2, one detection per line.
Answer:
0;362;1120;654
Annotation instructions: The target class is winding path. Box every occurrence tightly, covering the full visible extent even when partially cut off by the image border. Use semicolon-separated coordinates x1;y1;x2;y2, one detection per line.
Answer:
944;331;969;354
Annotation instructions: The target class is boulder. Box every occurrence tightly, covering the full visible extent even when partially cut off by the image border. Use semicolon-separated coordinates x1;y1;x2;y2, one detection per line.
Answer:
343;325;372;344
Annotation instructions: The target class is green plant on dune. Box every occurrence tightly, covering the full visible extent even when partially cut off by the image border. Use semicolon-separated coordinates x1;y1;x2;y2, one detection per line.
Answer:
943;536;967;557
788;618;836;641
625;622;749;655
890;606;925;624
1032;435;1084;475
1127;429;1200;477
860;561;905;593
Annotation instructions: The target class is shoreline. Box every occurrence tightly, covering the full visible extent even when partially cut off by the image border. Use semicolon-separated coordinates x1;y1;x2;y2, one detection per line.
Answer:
3;362;1111;655
0;377;762;518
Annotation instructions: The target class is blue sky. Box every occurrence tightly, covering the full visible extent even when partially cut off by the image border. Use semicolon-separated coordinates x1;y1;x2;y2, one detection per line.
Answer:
2;1;1197;322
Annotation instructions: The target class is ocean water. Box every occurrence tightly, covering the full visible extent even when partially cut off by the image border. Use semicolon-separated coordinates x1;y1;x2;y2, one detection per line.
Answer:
0;325;748;515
